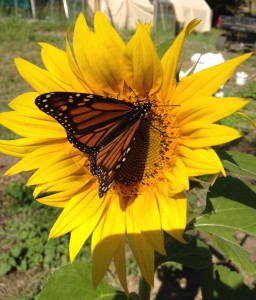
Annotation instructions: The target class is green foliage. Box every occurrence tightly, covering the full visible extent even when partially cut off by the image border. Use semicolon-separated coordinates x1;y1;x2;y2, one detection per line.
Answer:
0;17;69;44
201;265;256;299
157;235;212;270
239;82;256;100
37;261;127;300
194;176;256;274
5;181;34;204
0;182;71;276
157;38;175;58
218;151;256;180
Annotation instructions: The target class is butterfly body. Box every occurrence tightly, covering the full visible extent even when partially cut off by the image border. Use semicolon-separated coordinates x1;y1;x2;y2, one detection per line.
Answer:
35;92;151;197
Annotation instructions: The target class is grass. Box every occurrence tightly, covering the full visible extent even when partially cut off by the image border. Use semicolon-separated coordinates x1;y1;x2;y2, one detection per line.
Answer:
0;17;68;104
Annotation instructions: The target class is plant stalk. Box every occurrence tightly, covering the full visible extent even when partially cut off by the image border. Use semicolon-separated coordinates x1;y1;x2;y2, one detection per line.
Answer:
139;277;151;300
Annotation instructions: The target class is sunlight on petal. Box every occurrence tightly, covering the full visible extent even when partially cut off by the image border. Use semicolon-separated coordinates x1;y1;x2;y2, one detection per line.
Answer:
27;151;85;185
179;146;225;176
94;12;125;63
40;42;86;92
126;199;155;286
133;191;166;255
15;58;72;93
156;190;187;243
164;158;189;195
0;138;52;158
49;186;104;238
92;194;125;287
177;97;249;126
65;25;92;93
123;22;162;95
160;19;200;102
180;122;241;148
173;53;253;104
0;111;66;138
114;241;128;294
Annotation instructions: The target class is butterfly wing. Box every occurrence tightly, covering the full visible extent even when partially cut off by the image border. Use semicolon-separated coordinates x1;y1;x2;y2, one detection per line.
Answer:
35;92;136;153
91;115;144;197
36;92;150;198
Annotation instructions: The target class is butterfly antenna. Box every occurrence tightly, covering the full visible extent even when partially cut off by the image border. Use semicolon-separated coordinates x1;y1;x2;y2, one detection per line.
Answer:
158;104;180;108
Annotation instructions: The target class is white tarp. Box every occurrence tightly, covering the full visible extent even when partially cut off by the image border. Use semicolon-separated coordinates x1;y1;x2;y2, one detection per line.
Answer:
87;0;154;29
160;0;212;32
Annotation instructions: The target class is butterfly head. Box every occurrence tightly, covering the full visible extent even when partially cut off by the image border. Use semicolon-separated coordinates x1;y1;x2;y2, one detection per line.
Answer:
140;102;151;115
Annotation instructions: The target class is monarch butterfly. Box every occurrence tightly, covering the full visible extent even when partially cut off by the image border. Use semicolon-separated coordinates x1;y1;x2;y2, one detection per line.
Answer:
35;92;151;197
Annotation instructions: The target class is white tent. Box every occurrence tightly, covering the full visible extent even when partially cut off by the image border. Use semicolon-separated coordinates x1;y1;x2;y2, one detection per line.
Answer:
87;0;154;29
87;0;212;32
159;0;212;32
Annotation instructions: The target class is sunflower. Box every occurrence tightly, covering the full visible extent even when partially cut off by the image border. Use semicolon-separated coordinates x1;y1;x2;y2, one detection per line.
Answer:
0;12;251;292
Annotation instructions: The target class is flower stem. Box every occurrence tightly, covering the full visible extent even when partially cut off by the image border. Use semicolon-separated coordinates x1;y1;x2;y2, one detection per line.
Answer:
139;277;151;300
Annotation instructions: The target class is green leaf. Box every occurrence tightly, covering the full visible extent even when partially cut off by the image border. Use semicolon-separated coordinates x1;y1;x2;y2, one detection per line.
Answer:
37;261;127;300
201;265;256;300
218;151;256;180
158;236;212;270
11;245;22;257
0;262;12;276
194;176;256;274
157;38;175;58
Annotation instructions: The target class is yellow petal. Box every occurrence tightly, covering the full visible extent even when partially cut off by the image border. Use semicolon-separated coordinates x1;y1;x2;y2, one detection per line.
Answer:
0;111;65;138
133;191;166;255
69;197;105;262
156;190;187;243
73;13;122;94
173;53;253;104
92;194;125;287
160;19;200;102
6;141;69;175
34;167;91;208
177;97;249;126
40;42;86;92
27;151;85;185
126;199;154;286
9;92;39;110
49;185;105;238
113;241;128;294
15;58;72;93
5;92;53;122
65;25;92;93
84;32;124;94
0;138;50;158
35;173;91;208
179;146;225;176
123;22;162;95
180;122;241;148
164;158;189;195
94;12;125;64
72;13;103;94
37;193;69;208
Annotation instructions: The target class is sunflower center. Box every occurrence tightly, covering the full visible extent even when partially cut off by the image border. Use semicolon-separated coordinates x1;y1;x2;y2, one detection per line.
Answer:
112;92;179;200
